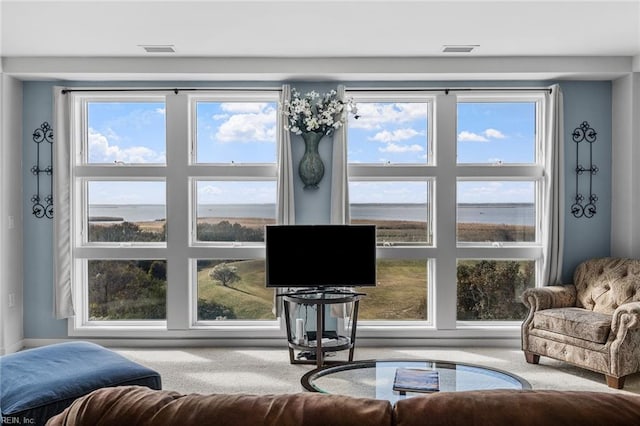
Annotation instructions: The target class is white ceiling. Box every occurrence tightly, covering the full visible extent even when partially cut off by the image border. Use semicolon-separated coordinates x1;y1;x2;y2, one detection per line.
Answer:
1;0;639;80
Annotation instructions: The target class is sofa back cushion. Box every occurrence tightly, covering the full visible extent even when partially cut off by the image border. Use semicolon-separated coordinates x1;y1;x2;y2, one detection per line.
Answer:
574;257;640;314
394;390;640;426
46;385;393;426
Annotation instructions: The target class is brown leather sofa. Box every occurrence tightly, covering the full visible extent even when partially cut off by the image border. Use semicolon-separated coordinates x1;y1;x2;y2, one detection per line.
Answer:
47;385;640;426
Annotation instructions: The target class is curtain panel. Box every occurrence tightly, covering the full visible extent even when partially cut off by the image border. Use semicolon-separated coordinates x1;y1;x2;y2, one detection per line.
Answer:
542;84;565;286
330;84;350;225
274;84;295;317
276;84;295;226
53;87;75;319
330;84;351;317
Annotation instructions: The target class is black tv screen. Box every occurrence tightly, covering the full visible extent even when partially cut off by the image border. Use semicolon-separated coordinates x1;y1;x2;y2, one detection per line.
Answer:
265;225;376;288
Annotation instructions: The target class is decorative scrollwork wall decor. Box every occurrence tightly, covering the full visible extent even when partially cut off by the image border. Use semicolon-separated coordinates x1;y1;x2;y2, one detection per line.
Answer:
31;122;54;219
570;121;598;218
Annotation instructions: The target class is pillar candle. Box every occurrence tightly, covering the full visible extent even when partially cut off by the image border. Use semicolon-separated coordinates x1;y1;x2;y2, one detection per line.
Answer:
295;318;305;344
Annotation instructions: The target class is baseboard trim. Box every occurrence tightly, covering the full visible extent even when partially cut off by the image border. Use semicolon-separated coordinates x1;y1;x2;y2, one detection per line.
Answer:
0;339;25;355
23;338;288;349
357;337;520;348
23;336;520;349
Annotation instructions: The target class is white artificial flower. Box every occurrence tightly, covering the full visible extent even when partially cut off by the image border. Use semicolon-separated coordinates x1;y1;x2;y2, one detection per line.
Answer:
282;88;358;137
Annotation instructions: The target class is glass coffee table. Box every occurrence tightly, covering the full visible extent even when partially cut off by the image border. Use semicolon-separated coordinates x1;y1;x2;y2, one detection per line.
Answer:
301;359;531;403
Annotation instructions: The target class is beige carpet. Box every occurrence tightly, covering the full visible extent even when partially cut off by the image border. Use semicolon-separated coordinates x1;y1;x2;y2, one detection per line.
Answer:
114;346;640;396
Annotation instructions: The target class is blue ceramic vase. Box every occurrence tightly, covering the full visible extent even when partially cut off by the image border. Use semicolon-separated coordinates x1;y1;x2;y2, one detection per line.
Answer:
299;131;325;189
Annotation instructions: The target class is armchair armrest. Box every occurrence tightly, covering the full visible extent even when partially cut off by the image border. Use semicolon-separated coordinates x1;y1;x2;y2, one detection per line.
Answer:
611;301;640;336
521;285;577;312
609;301;640;378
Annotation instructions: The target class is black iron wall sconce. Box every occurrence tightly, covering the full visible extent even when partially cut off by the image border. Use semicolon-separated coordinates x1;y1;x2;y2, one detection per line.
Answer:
570;121;597;218
31;122;53;219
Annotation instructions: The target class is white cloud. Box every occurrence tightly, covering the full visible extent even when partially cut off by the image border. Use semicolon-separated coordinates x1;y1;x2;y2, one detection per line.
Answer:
367;127;424;154
369;128;421;142
198;185;223;196
117;146;160;163
197;182;276;204
458;131;488;142
349;102;428;130
458;181;533;203
215;105;277;143
88;128;165;163
380;143;424;153
458;128;506;142
89;129;119;158
484;128;505;139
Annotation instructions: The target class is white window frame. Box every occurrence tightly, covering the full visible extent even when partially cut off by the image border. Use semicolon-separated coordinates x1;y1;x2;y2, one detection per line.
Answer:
455;92;545;329
347;92;438;329
68;90;283;337
345;90;548;337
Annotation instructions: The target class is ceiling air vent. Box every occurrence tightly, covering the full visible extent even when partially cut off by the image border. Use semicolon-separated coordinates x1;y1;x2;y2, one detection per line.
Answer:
442;45;477;53
140;45;176;53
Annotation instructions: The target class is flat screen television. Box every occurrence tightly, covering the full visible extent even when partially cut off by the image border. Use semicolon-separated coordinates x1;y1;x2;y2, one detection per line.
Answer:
265;224;376;289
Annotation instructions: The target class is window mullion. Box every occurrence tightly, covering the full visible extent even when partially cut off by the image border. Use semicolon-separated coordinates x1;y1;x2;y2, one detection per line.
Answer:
434;94;458;330
456;165;543;179
165;94;191;330
74;166;167;178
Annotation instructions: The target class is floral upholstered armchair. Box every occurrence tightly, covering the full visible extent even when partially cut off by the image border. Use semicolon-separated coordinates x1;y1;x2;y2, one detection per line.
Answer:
521;257;640;389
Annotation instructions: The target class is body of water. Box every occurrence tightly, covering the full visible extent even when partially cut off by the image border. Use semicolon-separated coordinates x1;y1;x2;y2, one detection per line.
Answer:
89;203;535;226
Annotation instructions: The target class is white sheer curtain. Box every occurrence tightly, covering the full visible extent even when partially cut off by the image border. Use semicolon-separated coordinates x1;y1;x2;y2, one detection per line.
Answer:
542;84;564;286
274;84;295;317
276;84;295;225
330;85;352;317
330;84;350;225
53;86;75;319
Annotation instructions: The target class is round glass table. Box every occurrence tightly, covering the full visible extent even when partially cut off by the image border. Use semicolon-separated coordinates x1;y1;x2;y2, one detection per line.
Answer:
301;359;531;403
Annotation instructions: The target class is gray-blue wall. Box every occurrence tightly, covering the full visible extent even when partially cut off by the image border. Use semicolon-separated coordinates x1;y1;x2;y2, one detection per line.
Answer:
23;82;65;338
21;80;612;338
561;82;612;276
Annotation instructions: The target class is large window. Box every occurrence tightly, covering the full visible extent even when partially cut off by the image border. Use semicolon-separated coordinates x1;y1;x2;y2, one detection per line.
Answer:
347;94;435;322
455;95;541;322
69;91;280;332
347;91;545;326
65;86;550;338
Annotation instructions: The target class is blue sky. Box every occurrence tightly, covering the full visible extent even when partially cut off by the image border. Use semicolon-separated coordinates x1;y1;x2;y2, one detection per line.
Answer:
86;99;535;206
87;102;166;164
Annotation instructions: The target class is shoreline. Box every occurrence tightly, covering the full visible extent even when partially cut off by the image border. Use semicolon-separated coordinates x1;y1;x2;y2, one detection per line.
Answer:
91;217;534;235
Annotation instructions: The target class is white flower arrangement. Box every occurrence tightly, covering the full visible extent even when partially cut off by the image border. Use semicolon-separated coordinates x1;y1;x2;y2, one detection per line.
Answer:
282;89;358;136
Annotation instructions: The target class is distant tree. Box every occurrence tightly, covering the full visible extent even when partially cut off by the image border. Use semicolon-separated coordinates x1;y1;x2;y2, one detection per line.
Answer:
197;221;263;242
197;299;237;320
457;260;530;320
148;260;167;281
209;263;240;287
89;222;164;242
88;260;166;320
457;223;534;243
196;259;228;271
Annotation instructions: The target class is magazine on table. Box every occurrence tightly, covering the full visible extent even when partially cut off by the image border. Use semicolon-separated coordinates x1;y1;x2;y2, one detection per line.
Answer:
393;367;440;393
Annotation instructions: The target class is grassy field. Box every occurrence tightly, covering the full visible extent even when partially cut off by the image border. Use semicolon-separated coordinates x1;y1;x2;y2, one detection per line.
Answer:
197;259;275;320
359;259;427;320
124;217;534;320
197;257;428;321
